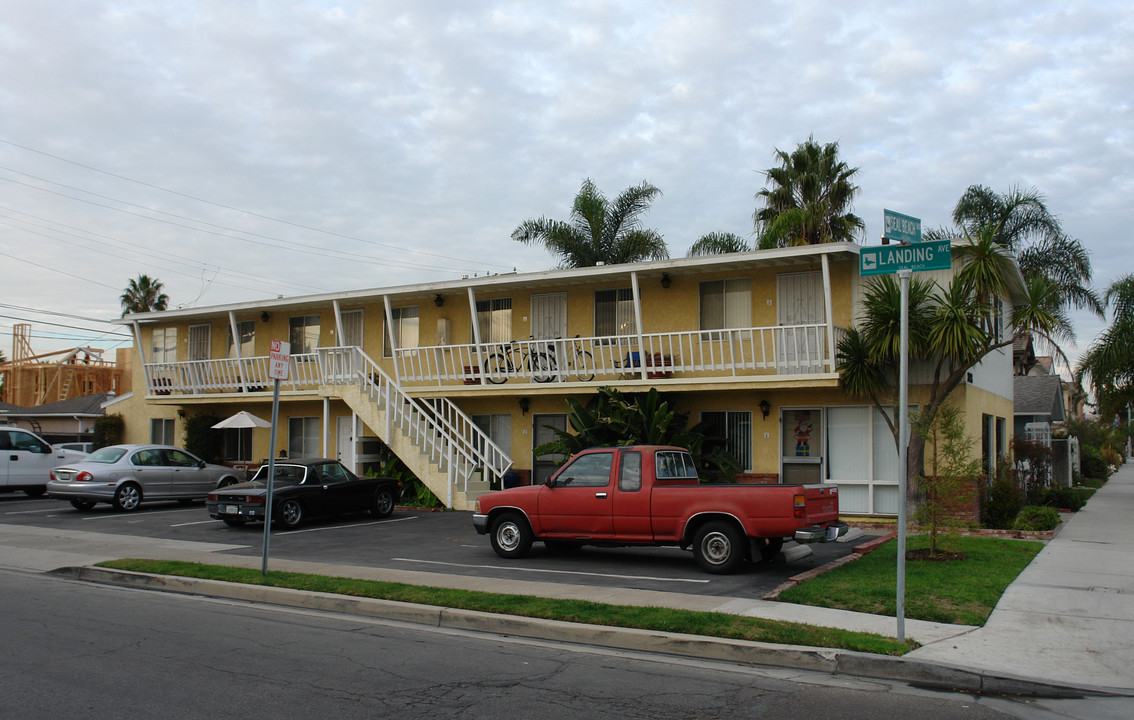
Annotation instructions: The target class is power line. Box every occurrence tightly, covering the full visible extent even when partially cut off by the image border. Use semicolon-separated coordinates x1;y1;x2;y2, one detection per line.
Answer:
0;138;514;269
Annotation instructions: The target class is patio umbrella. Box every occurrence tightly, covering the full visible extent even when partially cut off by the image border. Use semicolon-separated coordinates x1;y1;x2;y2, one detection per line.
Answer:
211;410;272;429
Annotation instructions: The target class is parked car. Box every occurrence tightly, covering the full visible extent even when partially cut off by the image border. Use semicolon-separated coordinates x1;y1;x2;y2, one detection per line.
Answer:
46;444;244;511
52;441;94;454
1;426;88;497
206;458;401;530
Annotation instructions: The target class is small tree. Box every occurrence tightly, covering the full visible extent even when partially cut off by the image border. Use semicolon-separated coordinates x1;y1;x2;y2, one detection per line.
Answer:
1012;436;1053;503
183;414;223;462
92;414;125;449
914;406;980;556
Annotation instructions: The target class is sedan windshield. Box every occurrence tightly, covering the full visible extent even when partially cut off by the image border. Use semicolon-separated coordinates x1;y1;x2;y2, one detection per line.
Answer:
84;447;128;464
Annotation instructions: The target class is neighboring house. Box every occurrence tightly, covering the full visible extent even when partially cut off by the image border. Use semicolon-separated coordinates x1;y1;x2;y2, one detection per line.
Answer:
1014;374;1073;487
0;393;110;445
110;241;1017;514
1012;332;1037;376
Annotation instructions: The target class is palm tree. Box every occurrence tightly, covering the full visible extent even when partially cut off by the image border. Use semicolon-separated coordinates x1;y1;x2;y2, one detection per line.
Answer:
1078;275;1134;416
512;179;668;268
754;136;865;249
838;235;1065;483
687;231;750;256
120;274;170;316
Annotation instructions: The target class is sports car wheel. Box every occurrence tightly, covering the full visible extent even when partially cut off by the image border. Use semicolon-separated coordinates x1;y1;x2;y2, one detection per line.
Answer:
70;498;96;511
112;483;142;512
275;499;304;530
489;512;532;559
372;488;395;519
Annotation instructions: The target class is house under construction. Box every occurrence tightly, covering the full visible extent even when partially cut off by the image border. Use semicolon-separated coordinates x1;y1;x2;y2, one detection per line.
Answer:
1;323;129;406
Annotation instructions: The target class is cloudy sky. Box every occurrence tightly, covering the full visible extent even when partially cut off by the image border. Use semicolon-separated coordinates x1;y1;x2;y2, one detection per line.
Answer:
2;1;1130;370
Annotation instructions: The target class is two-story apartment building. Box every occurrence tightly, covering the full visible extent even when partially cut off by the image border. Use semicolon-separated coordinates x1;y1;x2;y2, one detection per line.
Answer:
110;241;1015;514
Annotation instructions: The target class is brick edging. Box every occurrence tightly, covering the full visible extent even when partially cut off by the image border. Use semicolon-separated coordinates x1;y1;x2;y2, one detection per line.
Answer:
762;532;896;600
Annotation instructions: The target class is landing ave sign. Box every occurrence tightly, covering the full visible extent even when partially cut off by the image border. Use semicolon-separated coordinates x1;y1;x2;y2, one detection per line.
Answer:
860;238;952;276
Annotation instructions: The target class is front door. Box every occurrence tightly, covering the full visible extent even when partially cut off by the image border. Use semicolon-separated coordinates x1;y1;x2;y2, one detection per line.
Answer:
336;416;356;471
781;407;823;484
531;293;567;379
532;414;566;485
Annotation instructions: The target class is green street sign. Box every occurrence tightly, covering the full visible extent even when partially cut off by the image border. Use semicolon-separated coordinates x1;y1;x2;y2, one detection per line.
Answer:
883;209;922;245
860;238;952;276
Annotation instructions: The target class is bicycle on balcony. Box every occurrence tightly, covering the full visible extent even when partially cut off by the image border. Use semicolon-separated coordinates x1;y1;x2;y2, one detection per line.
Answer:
485;337;595;384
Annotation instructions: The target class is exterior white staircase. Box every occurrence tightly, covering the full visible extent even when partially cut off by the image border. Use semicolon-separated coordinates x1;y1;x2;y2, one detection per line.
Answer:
319;348;511;511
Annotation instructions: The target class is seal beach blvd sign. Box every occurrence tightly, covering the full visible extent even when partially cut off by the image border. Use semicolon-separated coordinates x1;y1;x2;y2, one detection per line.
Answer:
860;237;952;276
883;208;922;245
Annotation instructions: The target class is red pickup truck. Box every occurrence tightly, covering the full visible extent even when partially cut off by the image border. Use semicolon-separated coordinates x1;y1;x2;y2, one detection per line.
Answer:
472;445;847;574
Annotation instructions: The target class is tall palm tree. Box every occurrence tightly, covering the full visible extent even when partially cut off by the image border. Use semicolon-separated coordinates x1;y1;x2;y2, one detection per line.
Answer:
512;179;668;268
1078;275;1134;415
754;136;865;249
687;231;750;256
120;274;170;316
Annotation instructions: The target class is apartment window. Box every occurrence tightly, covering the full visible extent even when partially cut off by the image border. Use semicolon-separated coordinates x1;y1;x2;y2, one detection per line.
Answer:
226;321;255;358
151;328;177;363
341;309;364;347
471;414;512;457
594;288;636;337
982;413;993;475
701;410;753;471
288;417;320;457
996;416;1007;463
188;324;211;361
476;298;512;346
384;306;419;357
223;428;253;461
289;315;321;354
150;418;175;445
699;278;751;330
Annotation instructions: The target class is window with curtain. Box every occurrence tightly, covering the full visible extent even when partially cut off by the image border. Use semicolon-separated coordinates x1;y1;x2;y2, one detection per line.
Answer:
699;278;751;330
701;410;753;471
475;298;512;345
594;288;636;337
341;309;363;347
471;413;512;457
384;306;419;357
289;315;321;354
151;327;177;363
287;417;320;457
150;418;175;445
226;321;255;358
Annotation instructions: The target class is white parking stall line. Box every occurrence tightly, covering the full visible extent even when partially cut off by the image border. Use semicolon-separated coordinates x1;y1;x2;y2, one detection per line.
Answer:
170;520;218;527
392;558;710;584
283;515;418;535
4;507;67;515
82;508;207;521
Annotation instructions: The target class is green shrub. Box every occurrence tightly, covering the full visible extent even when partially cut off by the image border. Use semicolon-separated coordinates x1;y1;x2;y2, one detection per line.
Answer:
982;462;1024;529
1038;487;1089;511
183;414;223;461
1080;445;1109;480
1012;505;1060;531
92;414;125;449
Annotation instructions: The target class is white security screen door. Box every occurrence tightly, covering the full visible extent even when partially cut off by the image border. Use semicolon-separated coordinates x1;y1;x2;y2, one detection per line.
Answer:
777;272;824;373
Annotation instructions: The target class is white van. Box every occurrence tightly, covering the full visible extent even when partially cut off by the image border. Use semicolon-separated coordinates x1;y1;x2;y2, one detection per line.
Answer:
0;426;87;497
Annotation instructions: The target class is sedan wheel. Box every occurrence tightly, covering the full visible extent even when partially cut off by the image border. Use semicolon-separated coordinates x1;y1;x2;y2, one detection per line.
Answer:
113;483;142;512
275;499;303;530
372;488;395;519
70;498;97;511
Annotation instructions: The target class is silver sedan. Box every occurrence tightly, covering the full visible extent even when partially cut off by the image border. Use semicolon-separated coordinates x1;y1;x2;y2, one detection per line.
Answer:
46;444;243;511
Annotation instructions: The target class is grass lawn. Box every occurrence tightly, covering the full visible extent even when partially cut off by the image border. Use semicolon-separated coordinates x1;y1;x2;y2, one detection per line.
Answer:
777;534;1043;626
98;558;913;656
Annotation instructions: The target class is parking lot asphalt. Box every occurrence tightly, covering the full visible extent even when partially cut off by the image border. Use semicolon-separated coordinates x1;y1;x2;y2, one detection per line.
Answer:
0;493;870;599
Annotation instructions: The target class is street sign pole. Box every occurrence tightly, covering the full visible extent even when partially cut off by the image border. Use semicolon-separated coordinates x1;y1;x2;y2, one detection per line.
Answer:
261;339;290;576
896;268;911;642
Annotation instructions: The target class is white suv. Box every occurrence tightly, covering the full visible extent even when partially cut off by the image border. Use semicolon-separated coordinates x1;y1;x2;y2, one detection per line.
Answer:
1;426;88;497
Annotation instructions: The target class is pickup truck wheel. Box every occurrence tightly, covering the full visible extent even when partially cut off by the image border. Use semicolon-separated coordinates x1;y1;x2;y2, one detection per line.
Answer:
490;513;532;559
693;521;745;574
758;537;785;562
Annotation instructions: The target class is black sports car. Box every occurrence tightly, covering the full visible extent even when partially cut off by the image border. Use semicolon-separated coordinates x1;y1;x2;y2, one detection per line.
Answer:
206;458;400;530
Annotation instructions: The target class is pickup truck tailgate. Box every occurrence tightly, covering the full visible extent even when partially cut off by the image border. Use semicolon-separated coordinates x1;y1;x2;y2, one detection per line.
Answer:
800;485;839;525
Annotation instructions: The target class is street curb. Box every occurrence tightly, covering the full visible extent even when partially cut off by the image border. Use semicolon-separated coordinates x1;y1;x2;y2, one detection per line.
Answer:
51;565;1130;699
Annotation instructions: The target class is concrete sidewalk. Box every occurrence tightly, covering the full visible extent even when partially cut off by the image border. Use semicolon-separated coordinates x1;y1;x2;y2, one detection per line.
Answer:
3;465;1134;698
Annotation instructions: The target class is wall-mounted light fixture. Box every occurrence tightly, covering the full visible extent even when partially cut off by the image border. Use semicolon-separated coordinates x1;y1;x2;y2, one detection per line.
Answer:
434;294;445;307
519;397;530;415
260;311;271;323
759;399;771;420
660;272;671;289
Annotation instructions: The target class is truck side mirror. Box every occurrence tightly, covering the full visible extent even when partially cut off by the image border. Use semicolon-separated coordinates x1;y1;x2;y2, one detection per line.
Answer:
544;477;557;488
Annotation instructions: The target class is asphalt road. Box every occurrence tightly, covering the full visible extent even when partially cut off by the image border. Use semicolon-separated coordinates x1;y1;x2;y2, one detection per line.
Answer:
2;568;1024;720
0;492;874;598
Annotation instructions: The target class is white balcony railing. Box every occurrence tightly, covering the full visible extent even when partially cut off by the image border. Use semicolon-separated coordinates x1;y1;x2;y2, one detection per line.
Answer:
393;324;844;386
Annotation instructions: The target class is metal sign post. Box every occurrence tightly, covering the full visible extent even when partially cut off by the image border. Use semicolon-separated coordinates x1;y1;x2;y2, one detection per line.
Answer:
896;269;911;641
261;340;290;576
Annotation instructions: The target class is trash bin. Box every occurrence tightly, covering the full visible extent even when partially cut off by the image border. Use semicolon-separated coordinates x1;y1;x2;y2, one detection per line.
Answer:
502;470;521;489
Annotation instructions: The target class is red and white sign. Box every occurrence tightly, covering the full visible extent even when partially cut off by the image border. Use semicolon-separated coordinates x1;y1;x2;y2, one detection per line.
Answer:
268;339;291;380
